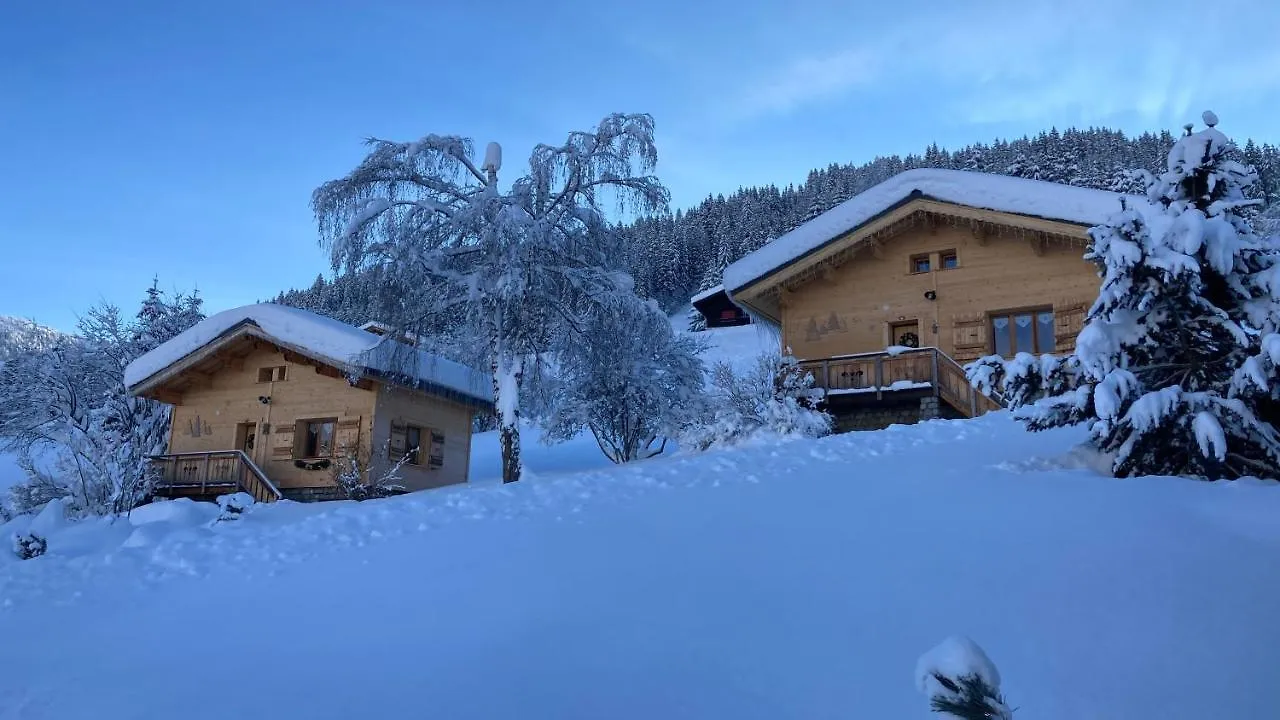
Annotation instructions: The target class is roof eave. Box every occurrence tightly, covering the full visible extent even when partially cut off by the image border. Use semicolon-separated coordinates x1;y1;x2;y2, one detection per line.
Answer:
726;191;1092;297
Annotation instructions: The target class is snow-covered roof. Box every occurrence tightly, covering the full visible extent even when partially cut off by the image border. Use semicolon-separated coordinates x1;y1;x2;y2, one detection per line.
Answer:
689;284;726;305
125;304;492;406
723;169;1148;294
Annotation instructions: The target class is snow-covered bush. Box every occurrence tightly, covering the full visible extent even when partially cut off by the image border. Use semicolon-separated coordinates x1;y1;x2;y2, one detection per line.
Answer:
214;492;255;522
970;113;1280;479
313;113;669;483
11;531;47;560
683;352;831;450
0;282;203;514
331;447;408;501
543;298;707;463
916;636;1013;720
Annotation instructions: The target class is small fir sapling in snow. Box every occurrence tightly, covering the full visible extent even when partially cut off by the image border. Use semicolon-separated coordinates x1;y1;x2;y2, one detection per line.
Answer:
969;112;1280;479
313;113;669;484
916;636;1013;720
12;531;47;560
687;305;707;333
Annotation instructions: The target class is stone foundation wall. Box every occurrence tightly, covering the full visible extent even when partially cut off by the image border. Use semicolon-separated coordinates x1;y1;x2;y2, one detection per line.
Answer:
832;395;960;433
280;485;347;503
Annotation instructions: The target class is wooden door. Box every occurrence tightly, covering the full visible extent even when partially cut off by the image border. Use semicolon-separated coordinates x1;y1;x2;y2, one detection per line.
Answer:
235;422;257;459
889;320;921;349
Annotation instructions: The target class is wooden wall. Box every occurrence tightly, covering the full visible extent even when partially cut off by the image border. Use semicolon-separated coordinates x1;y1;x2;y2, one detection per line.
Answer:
780;223;1099;362
167;347;376;489
369;385;474;491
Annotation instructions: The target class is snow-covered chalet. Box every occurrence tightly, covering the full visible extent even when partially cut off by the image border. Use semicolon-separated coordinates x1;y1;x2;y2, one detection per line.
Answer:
124;304;493;502
723;168;1143;430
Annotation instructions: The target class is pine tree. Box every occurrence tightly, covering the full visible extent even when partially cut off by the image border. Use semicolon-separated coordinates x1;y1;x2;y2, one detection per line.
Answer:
973;113;1280;479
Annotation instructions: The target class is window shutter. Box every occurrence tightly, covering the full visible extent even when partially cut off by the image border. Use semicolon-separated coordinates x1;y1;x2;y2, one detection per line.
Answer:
388;421;407;460
336;416;361;456
428;431;445;469
273;423;296;459
1053;302;1089;352
951;314;988;362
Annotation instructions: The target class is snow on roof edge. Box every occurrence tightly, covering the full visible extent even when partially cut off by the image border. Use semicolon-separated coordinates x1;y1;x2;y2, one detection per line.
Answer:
689;284;725;305
722;169;1148;296
125;304;493;407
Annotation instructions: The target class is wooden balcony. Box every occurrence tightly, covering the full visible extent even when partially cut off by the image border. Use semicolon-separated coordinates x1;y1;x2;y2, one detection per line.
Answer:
798;347;1002;419
148;450;283;504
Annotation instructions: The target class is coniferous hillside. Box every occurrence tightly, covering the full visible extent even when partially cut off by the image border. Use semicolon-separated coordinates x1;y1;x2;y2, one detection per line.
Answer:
278;126;1280;322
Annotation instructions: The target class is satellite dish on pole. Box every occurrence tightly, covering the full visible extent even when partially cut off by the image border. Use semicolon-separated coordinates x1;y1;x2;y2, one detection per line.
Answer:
482;142;502;184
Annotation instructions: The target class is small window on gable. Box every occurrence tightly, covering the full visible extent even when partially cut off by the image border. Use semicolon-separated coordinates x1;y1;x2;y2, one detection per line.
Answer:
940;250;959;269
257;366;287;383
910;254;931;274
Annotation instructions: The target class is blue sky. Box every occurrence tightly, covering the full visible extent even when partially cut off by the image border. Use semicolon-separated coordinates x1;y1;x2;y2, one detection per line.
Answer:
3;0;1278;331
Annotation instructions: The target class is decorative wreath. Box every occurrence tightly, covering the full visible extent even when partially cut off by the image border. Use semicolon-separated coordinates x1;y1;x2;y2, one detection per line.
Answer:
294;459;332;471
898;332;920;348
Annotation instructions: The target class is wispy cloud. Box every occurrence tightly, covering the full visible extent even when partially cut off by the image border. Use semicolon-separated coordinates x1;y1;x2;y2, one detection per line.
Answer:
736;47;881;116
718;0;1280;128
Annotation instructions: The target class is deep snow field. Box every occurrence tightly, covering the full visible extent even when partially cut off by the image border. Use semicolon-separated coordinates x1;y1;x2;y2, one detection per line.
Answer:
3;323;1280;719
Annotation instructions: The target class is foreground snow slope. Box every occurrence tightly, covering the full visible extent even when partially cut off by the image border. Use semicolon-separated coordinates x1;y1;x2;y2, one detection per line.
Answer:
3;415;1280;719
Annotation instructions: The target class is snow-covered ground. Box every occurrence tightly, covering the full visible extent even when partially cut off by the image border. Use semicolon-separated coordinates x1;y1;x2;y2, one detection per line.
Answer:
0;450;22;495
3;413;1280;719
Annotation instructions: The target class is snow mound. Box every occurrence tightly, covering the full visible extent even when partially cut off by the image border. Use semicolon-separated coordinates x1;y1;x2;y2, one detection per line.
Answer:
128;498;220;527
123;303;491;404
723;168;1154;293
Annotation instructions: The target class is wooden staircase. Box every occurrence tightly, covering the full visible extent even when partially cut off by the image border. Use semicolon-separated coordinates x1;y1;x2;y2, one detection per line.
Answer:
798;347;1003;418
148;450;283;503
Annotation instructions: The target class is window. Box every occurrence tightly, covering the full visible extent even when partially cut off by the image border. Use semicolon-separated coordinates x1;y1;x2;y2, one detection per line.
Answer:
390;423;445;469
296;418;336;458
257;366;287;383
910;254;931;273
990;309;1056;356
940;250;958;269
405;425;422;465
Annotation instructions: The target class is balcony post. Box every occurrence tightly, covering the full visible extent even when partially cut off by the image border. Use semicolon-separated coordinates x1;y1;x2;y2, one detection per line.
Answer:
930;349;941;397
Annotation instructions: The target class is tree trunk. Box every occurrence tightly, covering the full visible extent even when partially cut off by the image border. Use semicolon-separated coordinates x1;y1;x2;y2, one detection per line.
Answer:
492;351;524;484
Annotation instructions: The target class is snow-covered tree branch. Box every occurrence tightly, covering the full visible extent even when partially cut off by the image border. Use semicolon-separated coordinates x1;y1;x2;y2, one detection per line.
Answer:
313;113;670;483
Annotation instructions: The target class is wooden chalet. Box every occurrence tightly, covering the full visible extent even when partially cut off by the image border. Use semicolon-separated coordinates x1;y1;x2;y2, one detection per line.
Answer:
722;169;1134;430
125;305;493;503
691;285;752;328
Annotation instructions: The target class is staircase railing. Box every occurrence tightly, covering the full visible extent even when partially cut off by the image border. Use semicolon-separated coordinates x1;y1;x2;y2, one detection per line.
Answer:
149;450;283;503
798;347;1003;418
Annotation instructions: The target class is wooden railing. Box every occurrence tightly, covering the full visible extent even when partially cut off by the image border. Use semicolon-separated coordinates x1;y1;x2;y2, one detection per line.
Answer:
148;450;283;503
798;347;1002;419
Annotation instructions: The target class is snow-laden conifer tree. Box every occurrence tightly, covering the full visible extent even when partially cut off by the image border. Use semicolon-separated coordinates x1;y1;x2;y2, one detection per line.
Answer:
543;297;705;463
312;114;669;483
970;113;1280;479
